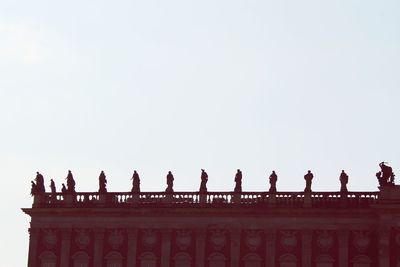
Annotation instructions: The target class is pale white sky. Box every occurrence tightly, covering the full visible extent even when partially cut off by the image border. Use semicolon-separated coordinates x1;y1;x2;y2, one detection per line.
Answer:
1;1;400;266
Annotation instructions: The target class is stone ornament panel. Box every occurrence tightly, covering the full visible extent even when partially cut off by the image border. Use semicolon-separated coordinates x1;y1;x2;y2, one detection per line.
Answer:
210;229;226;250
280;230;298;251
175;229;192;251
352;231;371;252
142;229;158;248
74;229;90;249
42;229;58;249
316;230;334;251
245;230;262;251
108;229;124;250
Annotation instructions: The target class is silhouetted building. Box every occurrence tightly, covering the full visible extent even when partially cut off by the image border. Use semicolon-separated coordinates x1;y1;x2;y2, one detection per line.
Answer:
23;170;400;267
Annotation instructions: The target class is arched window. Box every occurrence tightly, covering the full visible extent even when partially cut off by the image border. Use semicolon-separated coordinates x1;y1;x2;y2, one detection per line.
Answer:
279;254;298;267
242;253;262;267
314;255;334;267
352;255;371;267
208;252;226;267
140;252;157;267
105;251;124;267
173;252;191;267
39;251;57;267
71;251;90;267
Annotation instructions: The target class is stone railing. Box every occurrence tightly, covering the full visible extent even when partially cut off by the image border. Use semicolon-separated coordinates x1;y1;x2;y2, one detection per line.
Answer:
32;191;380;208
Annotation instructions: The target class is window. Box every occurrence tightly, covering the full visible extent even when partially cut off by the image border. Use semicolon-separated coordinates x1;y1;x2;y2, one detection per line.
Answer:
242;253;262;267
315;255;334;267
105;252;124;267
39;251;56;267
140;252;157;267
72;251;89;267
352;255;371;267
173;252;191;267
279;254;297;267
208;253;226;267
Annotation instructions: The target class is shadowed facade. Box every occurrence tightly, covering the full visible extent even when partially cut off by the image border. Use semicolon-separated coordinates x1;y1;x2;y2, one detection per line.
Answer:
23;167;400;267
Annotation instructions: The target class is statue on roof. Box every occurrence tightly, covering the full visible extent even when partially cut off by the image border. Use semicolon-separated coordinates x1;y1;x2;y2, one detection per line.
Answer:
35;172;45;194
66;170;76;193
131;170;141;193
304;170;313;193
30;181;37;196
377;162;395;186
61;183;67;195
339;170;348;192
166;171;174;193
269;171;277;193
234;169;242;193
199;169;208;193
50;179;56;194
98;171;107;193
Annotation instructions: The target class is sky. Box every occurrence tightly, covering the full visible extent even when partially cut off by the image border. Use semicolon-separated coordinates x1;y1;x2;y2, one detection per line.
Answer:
0;0;400;266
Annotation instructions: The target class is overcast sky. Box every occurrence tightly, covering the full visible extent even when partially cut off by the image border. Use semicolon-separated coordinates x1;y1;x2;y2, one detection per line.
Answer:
1;0;400;266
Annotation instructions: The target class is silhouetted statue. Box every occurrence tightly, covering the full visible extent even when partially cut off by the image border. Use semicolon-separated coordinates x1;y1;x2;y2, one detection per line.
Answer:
35;172;45;194
304;170;313;193
50;179;56;194
66;170;76;193
199;169;208;193
377;162;395;186
166;171;174;193
99;171;107;193
269;171;277;193
30;181;37;196
131;170;140;193
61;183;67;195
339;170;348;192
234;169;242;192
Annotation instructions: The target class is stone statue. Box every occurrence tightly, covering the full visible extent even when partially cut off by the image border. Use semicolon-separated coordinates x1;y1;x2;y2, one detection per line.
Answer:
199;169;208;193
50;179;56;194
377;162;395;186
66;170;76;193
234;169;242;193
269;171;277;193
304;170;313;193
35;172;45;194
131;170;140;193
166;171;174;193
30;181;37;196
61;183;67;195
98;171;107;193
339;170;348;192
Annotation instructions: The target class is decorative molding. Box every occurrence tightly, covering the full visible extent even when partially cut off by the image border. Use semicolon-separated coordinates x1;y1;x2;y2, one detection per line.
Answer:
108;230;124;250
74;229;90;249
280;230;298;250
176;230;192;251
352;231;371;252
316;230;334;251
245;230;262;251
210;229;226;250
42;229;58;249
142;229;158;248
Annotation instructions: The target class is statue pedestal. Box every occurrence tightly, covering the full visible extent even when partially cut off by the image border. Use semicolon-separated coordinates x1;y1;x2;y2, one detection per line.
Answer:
268;193;276;207
33;195;42;207
233;193;241;204
64;194;74;206
379;185;400;203
304;192;312;208
340;192;348;207
199;194;207;204
99;194;107;204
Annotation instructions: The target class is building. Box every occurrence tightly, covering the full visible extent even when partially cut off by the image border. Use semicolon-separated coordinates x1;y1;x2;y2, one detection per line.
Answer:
22;169;400;267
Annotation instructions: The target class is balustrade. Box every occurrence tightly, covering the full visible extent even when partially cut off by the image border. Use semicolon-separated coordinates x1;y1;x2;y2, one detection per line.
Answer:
33;191;380;208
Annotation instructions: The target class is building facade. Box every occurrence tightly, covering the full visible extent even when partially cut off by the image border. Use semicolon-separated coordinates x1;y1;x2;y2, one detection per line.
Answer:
23;174;400;267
